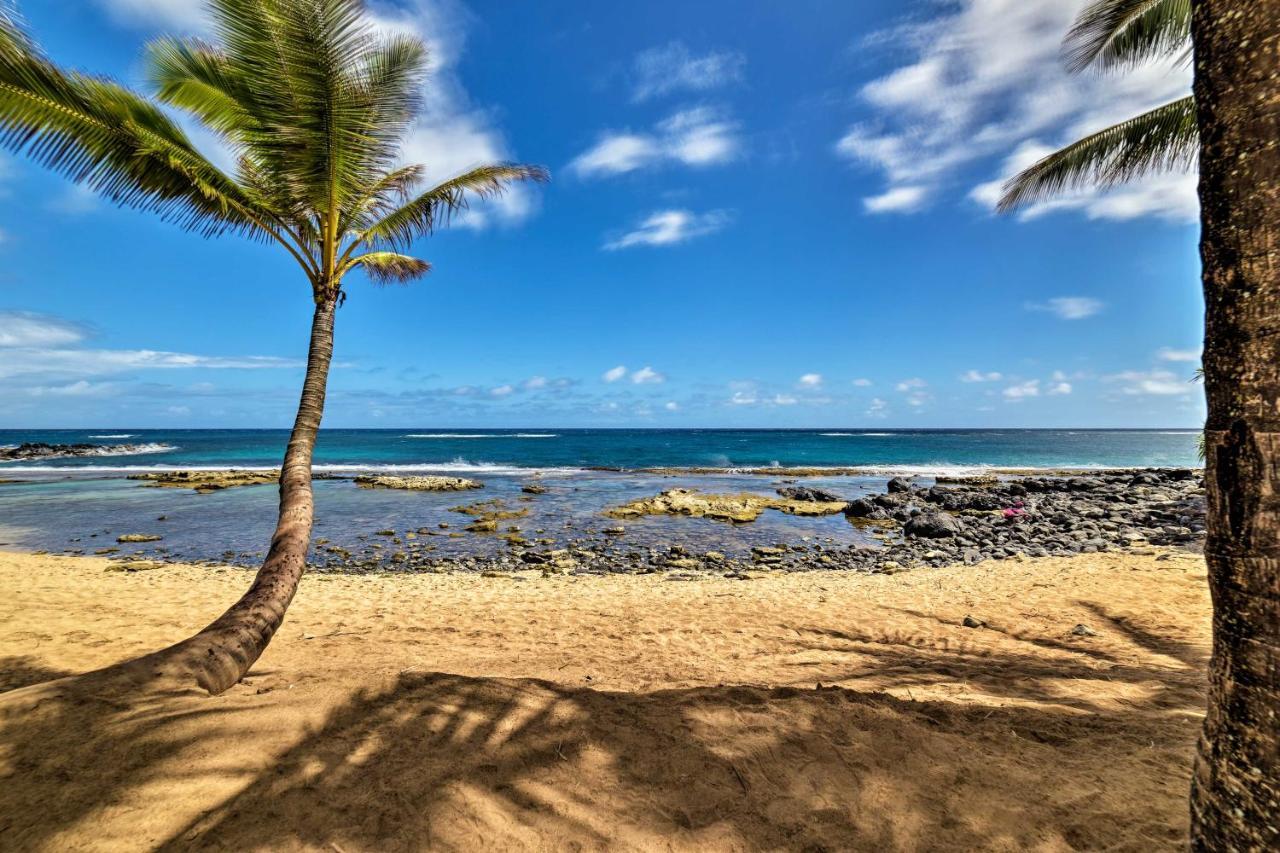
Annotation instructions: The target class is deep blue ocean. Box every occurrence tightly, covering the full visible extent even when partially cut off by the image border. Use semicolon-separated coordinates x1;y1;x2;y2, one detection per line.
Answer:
0;429;1200;564
0;427;1200;474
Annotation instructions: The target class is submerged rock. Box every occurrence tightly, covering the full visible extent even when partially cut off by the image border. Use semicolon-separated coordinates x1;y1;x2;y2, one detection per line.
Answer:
354;475;482;492
116;533;163;543
129;470;280;493
604;488;847;524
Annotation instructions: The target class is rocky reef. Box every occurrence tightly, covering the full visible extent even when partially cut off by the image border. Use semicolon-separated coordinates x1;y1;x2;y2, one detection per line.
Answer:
604;488;848;523
354;475;482;492
129;470;280;493
0;442;165;461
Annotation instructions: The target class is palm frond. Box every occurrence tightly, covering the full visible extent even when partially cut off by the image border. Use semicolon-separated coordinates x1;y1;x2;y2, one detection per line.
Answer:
997;95;1196;213
0;8;265;239
348;251;431;284
359;164;548;251
1065;0;1191;73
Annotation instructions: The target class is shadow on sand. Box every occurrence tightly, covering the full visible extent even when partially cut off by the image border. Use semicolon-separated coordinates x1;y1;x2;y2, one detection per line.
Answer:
0;601;1205;851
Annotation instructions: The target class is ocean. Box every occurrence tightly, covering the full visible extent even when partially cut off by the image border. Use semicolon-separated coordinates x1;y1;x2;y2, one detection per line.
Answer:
0;428;1200;565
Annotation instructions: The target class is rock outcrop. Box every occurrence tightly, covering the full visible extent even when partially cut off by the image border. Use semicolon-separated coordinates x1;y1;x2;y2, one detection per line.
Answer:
605;488;847;524
354;475;482;492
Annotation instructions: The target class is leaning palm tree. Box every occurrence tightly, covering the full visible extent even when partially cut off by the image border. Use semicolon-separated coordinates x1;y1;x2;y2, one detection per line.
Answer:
0;0;545;695
998;0;1194;211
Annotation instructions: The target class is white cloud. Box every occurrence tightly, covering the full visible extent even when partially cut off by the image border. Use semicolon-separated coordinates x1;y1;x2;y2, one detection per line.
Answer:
960;369;1003;383
1048;381;1072;395
896;378;927;391
570;107;741;178
0;348;302;381
867;397;888;417
1158;347;1201;363
46;185;101;216
94;0;208;29
840;0;1195;221
850;378;872;388
773;394;798;406
602;365;628;383
522;376;548;390
1026;296;1104;320
603;209;731;250
489;384;514;398
1105;369;1192;396
368;0;539;230
632;42;745;102
631;366;665;384
1003;379;1040;400
0;311;86;347
664;401;679;411
863;185;929;214
730;390;758;406
799;373;823;388
24;380;118;398
905;393;930;408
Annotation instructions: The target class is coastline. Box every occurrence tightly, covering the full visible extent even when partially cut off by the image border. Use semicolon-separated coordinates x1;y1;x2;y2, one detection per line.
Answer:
0;547;1208;850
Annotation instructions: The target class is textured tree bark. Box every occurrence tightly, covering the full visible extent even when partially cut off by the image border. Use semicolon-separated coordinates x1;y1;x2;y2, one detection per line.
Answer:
130;297;338;695
1190;1;1280;848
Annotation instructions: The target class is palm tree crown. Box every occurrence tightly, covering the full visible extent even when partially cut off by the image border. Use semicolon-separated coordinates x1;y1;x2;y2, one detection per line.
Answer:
0;0;545;296
998;0;1193;212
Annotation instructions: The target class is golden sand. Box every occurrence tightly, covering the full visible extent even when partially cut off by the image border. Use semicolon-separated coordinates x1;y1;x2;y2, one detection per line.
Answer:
0;549;1209;851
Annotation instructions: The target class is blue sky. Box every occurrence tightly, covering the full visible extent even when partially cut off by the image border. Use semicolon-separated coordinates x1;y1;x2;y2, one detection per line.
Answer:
0;0;1204;428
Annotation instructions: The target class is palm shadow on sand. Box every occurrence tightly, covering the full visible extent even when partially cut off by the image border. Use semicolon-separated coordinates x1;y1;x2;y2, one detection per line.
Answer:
0;601;1205;851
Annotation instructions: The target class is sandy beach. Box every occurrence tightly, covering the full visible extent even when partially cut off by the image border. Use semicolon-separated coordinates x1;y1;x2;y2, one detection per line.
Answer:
0;547;1209;851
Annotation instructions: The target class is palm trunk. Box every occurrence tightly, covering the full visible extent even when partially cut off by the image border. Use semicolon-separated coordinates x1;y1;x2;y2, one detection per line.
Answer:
134;297;337;695
1189;1;1280;848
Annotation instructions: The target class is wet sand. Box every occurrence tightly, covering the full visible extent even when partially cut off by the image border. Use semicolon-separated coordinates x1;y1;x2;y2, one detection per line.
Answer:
0;548;1209;851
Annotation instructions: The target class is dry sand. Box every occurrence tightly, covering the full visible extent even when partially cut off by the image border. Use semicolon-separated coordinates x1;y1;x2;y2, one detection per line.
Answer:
0;549;1209;851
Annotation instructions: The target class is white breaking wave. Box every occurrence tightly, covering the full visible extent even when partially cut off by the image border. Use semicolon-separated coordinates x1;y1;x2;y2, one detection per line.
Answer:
88;434;137;439
819;433;854;437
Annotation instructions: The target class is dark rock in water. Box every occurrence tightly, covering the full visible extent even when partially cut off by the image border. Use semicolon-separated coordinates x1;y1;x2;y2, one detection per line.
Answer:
843;498;879;518
0;442;156;461
522;483;549;495
886;476;913;494
904;513;963;539
777;486;842;503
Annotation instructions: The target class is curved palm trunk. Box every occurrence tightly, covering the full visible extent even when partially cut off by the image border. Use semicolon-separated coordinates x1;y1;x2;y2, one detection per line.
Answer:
137;297;337;695
1189;0;1280;848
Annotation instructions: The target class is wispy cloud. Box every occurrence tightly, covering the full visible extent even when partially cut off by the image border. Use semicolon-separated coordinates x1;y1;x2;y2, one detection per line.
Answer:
0;311;87;347
1025;296;1103;320
570;107;741;178
896;378;927;391
852;378;873;387
631;42;745;102
798;373;823;388
603;209;731;250
602;365;628;383
631;366;665;384
1105;369;1193;396
1157;347;1201;363
838;0;1195;221
94;0;208;30
863;185;929;214
1003;379;1040;400
960;369;1003;383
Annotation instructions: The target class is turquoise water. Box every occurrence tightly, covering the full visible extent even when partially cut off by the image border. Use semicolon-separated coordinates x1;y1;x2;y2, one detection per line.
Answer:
0;428;1200;474
0;428;1200;564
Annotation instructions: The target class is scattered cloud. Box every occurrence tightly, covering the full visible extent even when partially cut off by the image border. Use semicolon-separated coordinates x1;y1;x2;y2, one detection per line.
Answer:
93;0;208;29
1157;347;1201;363
798;373;823;388
960;369;1003;383
839;0;1195;221
852;378;873;387
488;384;514;398
896;378;927;391
1048;381;1072;395
1105;369;1193;396
602;365;628;383
773;393;798;406
522;376;548;390
603;209;731;250
1003;379;1040;400
632;42;745;102
863;185;929;214
664;401;679;411
0;311;86;347
631;366;665;384
570;107;741;178
1026;296;1103;320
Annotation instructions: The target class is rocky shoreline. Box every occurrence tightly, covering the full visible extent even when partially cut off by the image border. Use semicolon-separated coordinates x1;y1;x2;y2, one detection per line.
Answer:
0;442;171;461
95;467;1205;578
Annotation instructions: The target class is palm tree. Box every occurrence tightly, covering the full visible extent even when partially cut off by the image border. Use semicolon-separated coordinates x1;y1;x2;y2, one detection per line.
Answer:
997;0;1194;211
0;0;546;695
1187;3;1280;848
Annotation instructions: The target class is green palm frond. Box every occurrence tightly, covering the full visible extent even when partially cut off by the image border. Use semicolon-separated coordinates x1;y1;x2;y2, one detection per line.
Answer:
1065;0;1191;73
997;95;1196;213
347;251;431;284
358;164;549;251
0;8;264;238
